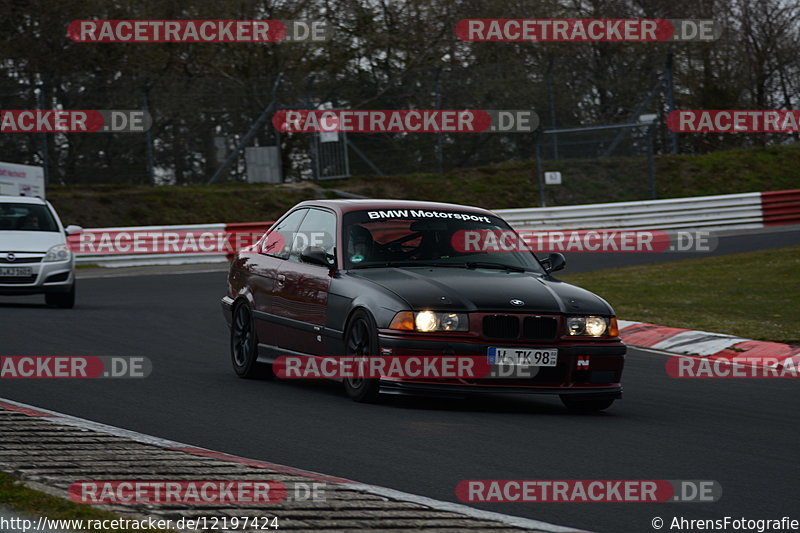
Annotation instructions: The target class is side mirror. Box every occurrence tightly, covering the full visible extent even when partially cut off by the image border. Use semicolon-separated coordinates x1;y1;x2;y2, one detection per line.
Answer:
300;246;333;267
543;252;566;273
65;225;83;235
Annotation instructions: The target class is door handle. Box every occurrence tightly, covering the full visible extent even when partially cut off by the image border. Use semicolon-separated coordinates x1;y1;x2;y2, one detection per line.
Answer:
276;274;286;285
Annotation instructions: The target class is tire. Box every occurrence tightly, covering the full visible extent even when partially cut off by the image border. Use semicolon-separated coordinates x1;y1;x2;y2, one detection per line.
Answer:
560;394;616;412
231;301;274;379
45;284;75;309
342;309;381;403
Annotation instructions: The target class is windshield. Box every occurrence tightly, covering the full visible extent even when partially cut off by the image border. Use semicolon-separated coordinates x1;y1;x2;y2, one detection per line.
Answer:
342;208;544;273
0;203;59;232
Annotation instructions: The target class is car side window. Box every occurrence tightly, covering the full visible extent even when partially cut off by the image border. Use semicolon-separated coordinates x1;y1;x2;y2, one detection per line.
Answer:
288;208;337;264
261;208;308;259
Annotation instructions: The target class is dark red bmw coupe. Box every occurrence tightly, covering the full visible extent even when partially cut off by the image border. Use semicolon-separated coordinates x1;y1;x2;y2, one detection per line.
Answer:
221;199;625;410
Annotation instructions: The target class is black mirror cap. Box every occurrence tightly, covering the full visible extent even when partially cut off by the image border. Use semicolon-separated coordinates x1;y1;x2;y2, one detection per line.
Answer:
545;252;566;273
301;246;333;267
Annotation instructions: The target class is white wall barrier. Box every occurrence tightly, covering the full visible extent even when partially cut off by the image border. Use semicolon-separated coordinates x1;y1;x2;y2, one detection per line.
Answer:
494;192;764;231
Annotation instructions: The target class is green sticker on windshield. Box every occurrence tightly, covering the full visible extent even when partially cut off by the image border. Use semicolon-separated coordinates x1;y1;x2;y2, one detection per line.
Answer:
350;254;365;263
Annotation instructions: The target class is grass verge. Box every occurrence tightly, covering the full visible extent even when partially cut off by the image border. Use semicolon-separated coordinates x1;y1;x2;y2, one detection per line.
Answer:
558;245;800;345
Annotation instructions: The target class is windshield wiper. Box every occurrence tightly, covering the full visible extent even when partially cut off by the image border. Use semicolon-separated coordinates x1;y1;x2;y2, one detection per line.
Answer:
464;261;527;273
352;261;528;272
351;261;464;269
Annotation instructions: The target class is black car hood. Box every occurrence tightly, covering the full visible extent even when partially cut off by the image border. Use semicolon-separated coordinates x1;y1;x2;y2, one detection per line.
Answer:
349;267;613;315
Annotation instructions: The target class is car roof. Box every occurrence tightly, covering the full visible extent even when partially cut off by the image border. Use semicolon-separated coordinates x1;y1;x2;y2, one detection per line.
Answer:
0;195;47;205
292;198;496;217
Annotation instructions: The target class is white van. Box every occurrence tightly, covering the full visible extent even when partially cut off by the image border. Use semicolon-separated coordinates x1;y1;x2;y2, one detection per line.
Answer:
0;196;81;308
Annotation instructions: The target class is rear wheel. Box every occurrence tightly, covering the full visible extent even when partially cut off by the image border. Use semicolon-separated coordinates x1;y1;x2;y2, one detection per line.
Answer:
560;394;616;412
343;310;381;403
45;284;75;309
231;302;273;379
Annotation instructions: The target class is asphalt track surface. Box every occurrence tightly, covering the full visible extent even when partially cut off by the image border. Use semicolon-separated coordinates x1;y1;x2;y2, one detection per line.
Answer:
1;228;798;533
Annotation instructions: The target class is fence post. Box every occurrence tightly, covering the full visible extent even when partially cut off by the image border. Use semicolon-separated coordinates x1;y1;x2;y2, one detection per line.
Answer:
647;123;656;199
665;51;678;154
142;79;155;185
546;55;558;160
36;78;49;184
207;74;283;185
305;74;319;181
434;67;444;173
535;136;546;207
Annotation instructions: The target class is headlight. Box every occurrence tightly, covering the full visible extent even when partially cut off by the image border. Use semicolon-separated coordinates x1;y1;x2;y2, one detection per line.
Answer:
566;316;615;337
389;311;468;332
43;244;71;262
415;311;439;332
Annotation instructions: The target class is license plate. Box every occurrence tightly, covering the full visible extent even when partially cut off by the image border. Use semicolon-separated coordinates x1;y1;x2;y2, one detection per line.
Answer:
0;266;32;277
488;347;558;367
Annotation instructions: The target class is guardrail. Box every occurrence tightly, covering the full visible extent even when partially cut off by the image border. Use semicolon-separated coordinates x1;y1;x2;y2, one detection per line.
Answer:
494;192;766;231
74;190;800;267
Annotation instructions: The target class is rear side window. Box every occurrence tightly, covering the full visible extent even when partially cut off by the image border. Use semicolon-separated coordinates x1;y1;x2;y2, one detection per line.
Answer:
0;203;59;232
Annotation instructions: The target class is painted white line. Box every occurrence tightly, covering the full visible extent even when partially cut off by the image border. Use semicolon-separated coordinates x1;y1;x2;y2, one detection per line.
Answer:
0;396;589;533
628;345;687;358
651;331;747;356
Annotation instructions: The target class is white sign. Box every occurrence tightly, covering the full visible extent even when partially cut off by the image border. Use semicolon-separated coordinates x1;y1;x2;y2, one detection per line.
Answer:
0;161;45;199
320;130;339;143
544;171;562;185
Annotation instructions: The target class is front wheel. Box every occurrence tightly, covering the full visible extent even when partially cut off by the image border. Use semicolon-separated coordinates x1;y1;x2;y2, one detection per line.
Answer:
342;310;381;403
231;302;273;379
560;394;616;412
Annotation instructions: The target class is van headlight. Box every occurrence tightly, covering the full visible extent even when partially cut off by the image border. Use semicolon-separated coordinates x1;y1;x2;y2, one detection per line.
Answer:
566;316;617;337
43;244;71;262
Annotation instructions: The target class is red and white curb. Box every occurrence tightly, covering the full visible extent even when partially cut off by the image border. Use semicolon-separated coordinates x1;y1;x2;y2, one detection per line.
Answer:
618;320;800;367
0;397;586;533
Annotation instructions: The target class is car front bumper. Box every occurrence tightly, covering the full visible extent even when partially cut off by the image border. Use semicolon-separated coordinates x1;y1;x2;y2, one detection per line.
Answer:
0;256;75;295
375;331;626;395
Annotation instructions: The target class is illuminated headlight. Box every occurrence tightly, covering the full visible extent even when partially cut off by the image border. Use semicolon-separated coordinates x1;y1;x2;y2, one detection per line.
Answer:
390;311;468;332
43;244;71;262
416;311;467;332
566;316;609;337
